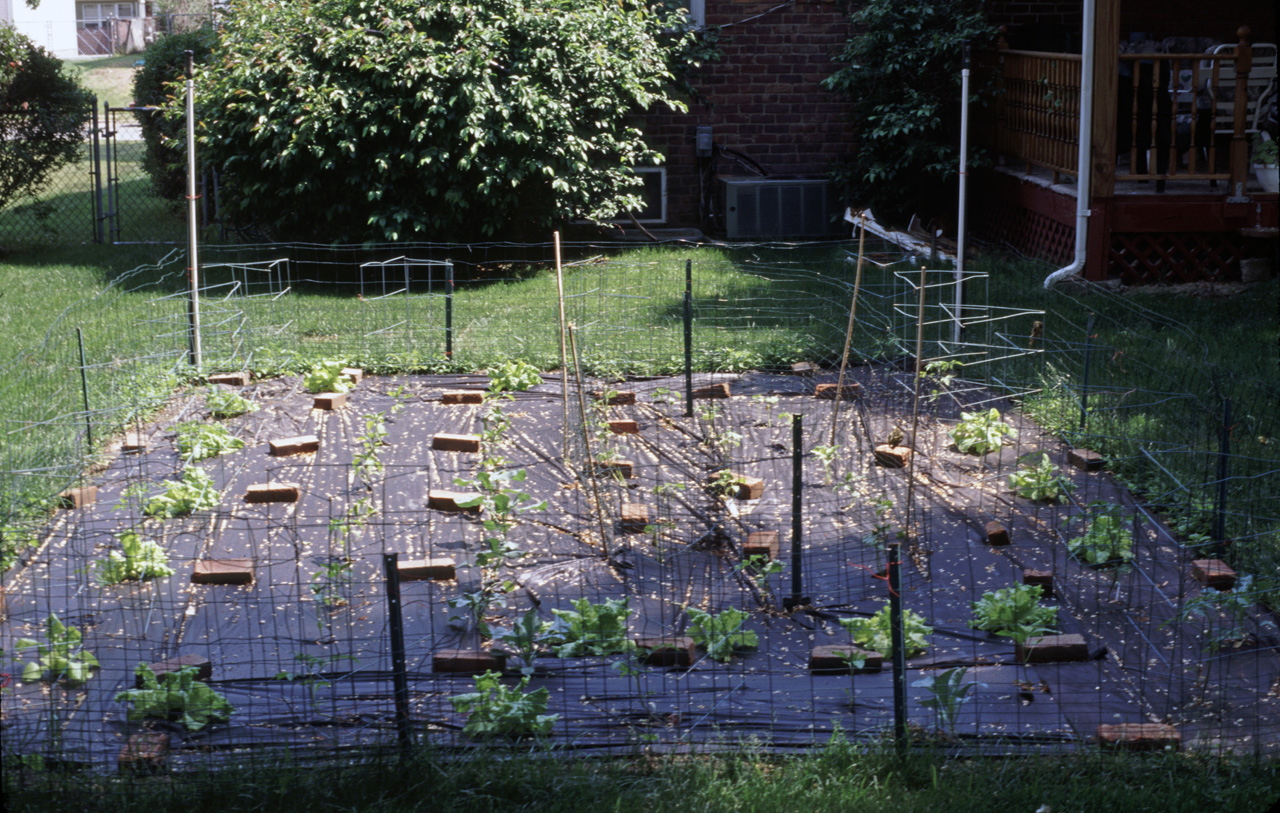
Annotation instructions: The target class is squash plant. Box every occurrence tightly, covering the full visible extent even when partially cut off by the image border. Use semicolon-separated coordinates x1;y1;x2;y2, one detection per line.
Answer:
144;466;221;518
970;584;1057;646
15;614;99;687
450;670;557;740
949;408;1017;455
174;421;244;462
115;664;233;731
685;607;758;662
1067;505;1134;566
544;597;634;658
1008;453;1075;503
840;604;932;660
94;530;174;585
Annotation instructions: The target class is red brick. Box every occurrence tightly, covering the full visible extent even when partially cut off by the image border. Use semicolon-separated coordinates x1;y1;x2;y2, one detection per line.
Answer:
1068;448;1105;471
59;486;98;509
815;382;859;400
142;654;212;687
244;483;301;503
809;645;883;674
428;490;482;512
433;649;505;674
635;636;696;667
313;391;347;410
593;390;636;405
269;435;320;456
743;531;779;558
341;367;364;385
1097;723;1181;751
397;557;456;581
873;445;911;468
985;521;1011;546
122;433;148;453
432;433;481;453
119;732;169;773
191;559;254;586
693;382;732;399
608;419;639;435
1023;568;1054;597
208;372;251;387
620;503;649;532
790;362;819;374
441;390;484;405
710;473;764;500
1191;559;1238;590
1017;634;1088;663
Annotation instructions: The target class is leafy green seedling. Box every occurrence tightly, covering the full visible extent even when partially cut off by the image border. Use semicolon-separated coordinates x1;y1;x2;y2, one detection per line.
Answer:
115;664;233;731
492;608;548;676
949;408;1017;455
913;667;981;736
685;607;758;662
174;421;245;462
1;520;38;575
1008;453;1075;502
840;604;932;660
544;597;634;658
736;554;783;580
15;614;99;687
450;670;557;740
204;387;258;419
813;444;839;484
303;359;352;394
274;652;358;706
95;530;174;585
144;466;221;518
970;583;1057;637
1067;505;1133;566
487;360;543;393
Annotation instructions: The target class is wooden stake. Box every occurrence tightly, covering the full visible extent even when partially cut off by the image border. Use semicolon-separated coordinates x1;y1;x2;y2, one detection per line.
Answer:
830;211;867;451
555;232;570;460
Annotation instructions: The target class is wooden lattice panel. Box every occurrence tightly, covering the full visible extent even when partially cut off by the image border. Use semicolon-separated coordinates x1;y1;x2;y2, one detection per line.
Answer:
1108;232;1246;284
976;197;1075;265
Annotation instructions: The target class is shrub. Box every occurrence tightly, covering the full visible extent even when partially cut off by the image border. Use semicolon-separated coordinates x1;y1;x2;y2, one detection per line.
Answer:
0;26;93;215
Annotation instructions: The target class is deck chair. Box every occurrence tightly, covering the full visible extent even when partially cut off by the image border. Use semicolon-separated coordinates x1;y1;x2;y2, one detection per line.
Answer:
1202;42;1277;137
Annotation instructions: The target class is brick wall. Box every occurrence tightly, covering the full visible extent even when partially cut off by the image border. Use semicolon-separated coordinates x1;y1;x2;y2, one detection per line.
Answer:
642;0;855;231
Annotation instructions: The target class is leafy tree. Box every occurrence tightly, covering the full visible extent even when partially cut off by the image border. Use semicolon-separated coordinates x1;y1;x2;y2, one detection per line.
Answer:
823;0;999;226
132;27;217;204
188;0;700;242
0;25;93;215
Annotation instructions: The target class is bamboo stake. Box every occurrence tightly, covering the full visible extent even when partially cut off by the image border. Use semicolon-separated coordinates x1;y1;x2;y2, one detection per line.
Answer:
830;210;867;451
554;232;569;460
568;324;612;559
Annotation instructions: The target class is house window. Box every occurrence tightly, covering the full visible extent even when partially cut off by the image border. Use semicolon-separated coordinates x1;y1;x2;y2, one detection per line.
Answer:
628;167;667;224
77;2;138;30
687;0;705;29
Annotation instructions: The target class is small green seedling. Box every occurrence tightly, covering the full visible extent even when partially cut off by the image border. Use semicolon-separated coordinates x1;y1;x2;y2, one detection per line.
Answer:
736;554;783;580
15;614;99;687
487;360;543;393
274;652;358;705
303;359;353;394
492;608;548;676
840;604;932;660
204;387;258;419
1008;453;1075;502
544;597;635;658
94;530;174;585
1168;575;1257;652
450;670;557;740
144;466;221;518
970;583;1057;638
1067;505;1133;566
812;444;839;484
174;421;245;462
920;359;963;403
115;664;233;732
685;606;759;662
913;667;981;737
949;408;1017;455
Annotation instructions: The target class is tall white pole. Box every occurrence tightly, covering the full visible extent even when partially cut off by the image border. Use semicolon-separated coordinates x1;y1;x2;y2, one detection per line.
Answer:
954;42;971;346
185;50;202;369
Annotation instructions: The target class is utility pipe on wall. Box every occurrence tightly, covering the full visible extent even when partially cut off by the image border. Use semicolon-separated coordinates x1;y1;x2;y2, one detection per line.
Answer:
1044;0;1097;289
954;42;970;344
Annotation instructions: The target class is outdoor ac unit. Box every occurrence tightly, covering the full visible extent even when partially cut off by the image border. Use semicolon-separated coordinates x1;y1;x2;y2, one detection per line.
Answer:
720;177;832;239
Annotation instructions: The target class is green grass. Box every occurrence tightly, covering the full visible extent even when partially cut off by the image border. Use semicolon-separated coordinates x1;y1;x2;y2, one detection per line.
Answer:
4;742;1277;813
68;54;141;109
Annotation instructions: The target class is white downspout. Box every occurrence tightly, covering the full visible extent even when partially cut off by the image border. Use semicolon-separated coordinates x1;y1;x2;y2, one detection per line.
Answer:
1044;0;1097;288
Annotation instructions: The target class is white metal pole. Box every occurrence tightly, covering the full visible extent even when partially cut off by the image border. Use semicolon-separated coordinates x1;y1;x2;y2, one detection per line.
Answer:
185;50;202;369
954;42;971;346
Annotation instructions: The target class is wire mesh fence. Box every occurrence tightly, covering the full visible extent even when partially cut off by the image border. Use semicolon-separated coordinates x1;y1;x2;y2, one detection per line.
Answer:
1;241;1276;792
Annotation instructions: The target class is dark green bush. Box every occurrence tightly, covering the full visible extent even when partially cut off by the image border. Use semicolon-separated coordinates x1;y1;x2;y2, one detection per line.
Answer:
823;0;1000;226
131;27;216;205
0;25;93;214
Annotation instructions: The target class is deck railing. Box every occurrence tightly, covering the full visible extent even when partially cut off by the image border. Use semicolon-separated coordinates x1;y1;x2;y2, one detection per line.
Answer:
978;33;1260;193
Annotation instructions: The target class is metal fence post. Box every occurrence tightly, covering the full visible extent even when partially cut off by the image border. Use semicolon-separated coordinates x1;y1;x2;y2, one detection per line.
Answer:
684;259;693;418
382;553;415;756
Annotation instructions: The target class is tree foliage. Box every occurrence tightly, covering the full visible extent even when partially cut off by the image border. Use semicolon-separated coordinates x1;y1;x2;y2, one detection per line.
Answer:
189;0;699;242
823;0;999;226
0;25;93;214
132;27;217;203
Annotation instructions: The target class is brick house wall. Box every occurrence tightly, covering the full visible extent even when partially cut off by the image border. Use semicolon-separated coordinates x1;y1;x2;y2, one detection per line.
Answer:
641;0;855;233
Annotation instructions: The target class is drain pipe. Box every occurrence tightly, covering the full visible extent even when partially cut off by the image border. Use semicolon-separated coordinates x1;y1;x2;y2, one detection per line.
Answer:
1044;0;1097;289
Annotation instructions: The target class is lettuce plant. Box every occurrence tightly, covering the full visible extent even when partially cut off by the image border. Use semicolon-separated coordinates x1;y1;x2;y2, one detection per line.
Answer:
115;664;233;732
450;671;557;740
15;614;99;687
949;408;1016;455
303;359;353;394
840;604;932;660
685;607;758;662
95;530;174;585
